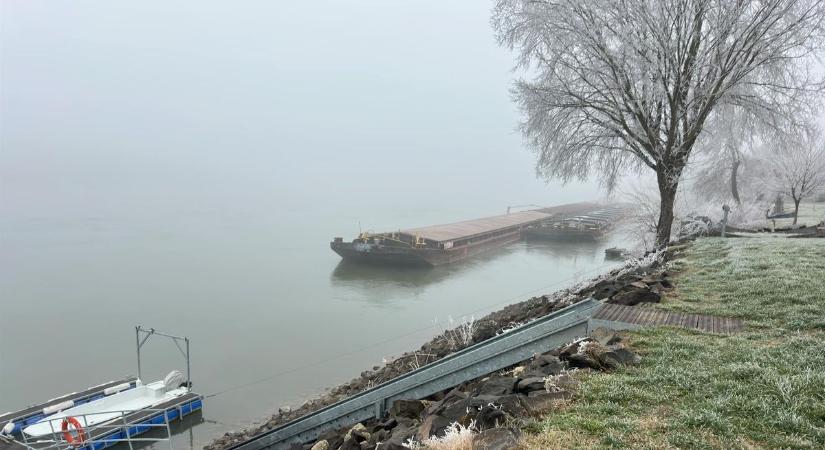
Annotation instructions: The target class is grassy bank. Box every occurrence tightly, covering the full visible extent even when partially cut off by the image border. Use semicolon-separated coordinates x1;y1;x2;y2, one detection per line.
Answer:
520;237;825;449
768;201;825;228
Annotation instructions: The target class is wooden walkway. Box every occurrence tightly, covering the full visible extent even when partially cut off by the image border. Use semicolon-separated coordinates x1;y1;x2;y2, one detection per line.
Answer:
592;303;744;334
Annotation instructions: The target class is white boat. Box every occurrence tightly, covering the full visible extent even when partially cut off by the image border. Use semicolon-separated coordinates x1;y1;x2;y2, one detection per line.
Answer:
23;371;189;438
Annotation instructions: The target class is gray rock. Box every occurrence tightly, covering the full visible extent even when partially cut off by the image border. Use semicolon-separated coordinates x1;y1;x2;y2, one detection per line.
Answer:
527;354;565;375
416;415;453;440
389;399;425;420
590;328;622;346
474;405;509;430
597;351;624;370
516;377;546;393
566;351;601;369
370;418;397;433
337;437;361;450
558;338;593;360
473;376;517;397
426;388;468;416
610;347;642;366
315;431;343;450
484;394;530;419
349;428;370;443
309;441;328;450
609;289;661;306
367;428;389;447
472;428;520;450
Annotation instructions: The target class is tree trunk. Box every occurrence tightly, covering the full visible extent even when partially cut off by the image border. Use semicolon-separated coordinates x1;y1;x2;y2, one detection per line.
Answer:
655;171;679;249
793;198;801;225
730;159;741;205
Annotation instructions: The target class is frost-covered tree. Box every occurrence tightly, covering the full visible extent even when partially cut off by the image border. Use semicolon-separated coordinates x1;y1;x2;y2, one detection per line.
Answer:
493;0;825;247
770;129;825;223
693;105;761;204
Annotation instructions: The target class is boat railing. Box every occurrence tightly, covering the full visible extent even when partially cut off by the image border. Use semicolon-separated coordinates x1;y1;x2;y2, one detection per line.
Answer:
13;406;179;450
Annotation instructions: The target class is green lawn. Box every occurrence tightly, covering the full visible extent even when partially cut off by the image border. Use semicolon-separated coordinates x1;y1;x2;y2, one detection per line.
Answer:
520;237;825;449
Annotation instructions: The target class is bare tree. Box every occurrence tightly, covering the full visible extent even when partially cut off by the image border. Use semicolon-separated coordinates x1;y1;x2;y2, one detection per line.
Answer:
692;106;755;204
493;0;825;247
771;130;825;223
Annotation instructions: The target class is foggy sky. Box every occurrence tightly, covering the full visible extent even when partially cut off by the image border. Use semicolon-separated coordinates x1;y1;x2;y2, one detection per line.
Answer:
1;1;601;223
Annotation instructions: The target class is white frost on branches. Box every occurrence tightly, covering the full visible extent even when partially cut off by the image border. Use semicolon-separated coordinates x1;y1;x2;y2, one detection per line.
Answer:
493;0;825;246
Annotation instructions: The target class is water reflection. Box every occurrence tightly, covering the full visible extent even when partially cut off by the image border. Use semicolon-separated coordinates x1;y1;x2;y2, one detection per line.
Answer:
329;242;526;290
521;237;607;258
329;237;616;305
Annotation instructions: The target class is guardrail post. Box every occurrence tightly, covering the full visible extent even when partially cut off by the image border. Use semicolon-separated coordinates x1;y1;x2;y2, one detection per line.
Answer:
373;399;384;419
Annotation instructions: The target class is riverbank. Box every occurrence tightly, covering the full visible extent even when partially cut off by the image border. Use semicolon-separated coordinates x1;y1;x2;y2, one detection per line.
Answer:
520;237;825;449
205;247;673;450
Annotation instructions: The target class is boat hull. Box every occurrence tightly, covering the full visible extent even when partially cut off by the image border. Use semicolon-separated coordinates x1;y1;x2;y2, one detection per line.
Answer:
24;382;190;438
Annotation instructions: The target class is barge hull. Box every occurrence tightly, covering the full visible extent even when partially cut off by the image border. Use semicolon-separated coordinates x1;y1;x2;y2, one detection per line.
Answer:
331;229;522;267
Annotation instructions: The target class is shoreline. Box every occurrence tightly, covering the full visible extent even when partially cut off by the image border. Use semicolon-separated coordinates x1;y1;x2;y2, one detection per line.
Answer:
205;245;676;450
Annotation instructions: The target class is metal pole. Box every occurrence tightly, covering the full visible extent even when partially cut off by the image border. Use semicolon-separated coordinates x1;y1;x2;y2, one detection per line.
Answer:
123;411;134;450
721;205;730;238
135;326;141;380
185;338;191;388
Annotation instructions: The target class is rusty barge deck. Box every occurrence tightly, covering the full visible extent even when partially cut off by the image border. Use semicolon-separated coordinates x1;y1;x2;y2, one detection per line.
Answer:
330;202;606;267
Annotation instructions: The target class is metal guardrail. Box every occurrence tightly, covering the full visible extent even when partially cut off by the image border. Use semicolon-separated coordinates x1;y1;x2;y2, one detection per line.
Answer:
229;298;602;450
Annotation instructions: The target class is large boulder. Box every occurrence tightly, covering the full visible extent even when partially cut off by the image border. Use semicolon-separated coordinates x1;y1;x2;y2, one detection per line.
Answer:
389;399;425;420
609;346;642;366
370;418;397;433
472;376;517;397
609;289;661;306
562;339;642;370
595;350;624;370
472;428;520;450
526;354;565;376
484;394;530;419
589;328;622;346
416;415;453;440
339;423;370;447
566;351;601;369
515;377;547;394
425;388;468;416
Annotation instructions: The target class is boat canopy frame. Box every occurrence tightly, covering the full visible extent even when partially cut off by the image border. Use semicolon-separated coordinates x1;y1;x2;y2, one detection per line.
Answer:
135;326;191;389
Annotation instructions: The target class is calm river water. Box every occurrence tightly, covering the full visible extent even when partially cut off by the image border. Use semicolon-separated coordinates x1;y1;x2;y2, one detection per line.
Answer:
0;1;636;447
0;203;628;448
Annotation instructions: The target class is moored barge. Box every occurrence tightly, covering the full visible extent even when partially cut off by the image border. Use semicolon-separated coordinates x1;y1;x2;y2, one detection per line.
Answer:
331;210;550;267
524;206;628;241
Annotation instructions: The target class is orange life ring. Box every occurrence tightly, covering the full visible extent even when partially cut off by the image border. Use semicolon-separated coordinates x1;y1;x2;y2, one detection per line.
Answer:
61;416;86;448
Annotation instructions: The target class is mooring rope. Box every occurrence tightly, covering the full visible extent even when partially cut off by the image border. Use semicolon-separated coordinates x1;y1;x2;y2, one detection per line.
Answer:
202;260;621;400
